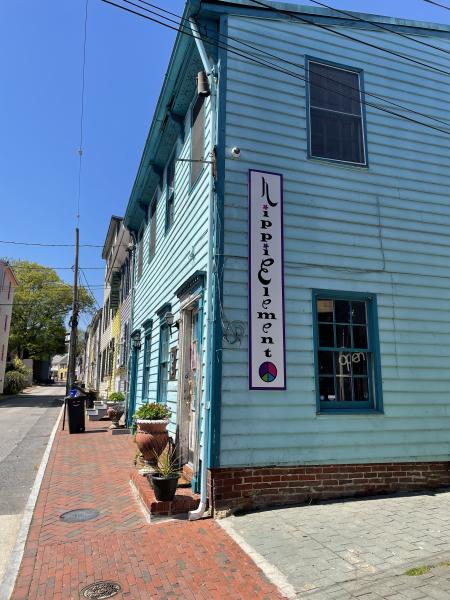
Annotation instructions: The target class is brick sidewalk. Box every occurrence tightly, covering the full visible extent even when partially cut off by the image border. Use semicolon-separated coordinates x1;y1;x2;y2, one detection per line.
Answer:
11;417;284;600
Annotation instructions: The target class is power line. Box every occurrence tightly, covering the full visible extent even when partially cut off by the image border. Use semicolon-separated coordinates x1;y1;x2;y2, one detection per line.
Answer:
0;239;105;247
423;0;450;10
80;268;101;309
100;0;450;135
248;0;450;77
307;0;450;56
10;266;105;270
133;0;450;128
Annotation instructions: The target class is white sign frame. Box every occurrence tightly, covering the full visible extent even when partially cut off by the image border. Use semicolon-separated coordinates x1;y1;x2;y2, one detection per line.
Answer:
248;169;286;390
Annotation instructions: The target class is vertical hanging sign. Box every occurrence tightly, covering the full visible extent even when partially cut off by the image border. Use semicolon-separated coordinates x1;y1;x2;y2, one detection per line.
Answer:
249;170;286;390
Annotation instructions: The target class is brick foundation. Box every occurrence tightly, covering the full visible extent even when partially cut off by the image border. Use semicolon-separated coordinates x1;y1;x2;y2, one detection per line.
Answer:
209;461;450;515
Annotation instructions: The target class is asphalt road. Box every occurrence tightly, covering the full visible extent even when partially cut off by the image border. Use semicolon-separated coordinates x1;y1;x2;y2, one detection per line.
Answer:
0;385;64;588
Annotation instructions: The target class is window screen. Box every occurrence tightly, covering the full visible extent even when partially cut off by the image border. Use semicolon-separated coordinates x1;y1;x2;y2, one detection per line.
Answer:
308;60;366;165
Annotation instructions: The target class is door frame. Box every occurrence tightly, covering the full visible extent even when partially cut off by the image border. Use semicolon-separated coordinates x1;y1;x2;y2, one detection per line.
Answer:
176;291;203;471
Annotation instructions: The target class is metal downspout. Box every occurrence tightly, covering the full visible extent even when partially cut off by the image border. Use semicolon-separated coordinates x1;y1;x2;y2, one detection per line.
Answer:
188;17;217;521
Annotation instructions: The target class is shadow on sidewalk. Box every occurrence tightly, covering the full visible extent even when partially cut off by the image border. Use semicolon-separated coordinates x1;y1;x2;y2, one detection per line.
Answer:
0;396;64;409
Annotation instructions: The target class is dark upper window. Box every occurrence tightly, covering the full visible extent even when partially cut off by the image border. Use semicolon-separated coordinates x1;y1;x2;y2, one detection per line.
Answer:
120;258;131;302
313;292;382;413
307;59;366;166
148;196;157;261
190;95;205;187
165;155;175;233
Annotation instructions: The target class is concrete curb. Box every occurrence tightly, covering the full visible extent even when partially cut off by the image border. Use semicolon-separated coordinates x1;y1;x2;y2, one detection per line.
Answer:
0;403;64;600
218;517;298;599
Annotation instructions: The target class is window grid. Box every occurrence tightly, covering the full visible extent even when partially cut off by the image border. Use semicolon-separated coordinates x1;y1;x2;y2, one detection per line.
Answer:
313;292;382;413
307;58;367;166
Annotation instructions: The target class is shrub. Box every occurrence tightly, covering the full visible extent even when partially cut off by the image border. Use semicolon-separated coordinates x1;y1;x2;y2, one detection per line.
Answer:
134;402;171;421
4;370;28;394
108;392;125;403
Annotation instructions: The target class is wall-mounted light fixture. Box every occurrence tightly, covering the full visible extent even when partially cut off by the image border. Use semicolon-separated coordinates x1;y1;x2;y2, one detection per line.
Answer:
164;311;179;335
131;330;141;350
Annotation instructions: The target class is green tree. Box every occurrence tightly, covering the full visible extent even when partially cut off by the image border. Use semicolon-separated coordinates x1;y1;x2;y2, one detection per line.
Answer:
8;260;96;359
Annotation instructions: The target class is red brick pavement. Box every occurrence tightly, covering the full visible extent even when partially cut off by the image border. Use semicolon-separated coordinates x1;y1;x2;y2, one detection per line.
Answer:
11;417;285;600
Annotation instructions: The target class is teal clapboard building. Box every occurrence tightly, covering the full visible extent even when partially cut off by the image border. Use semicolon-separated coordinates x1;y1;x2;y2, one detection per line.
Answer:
124;0;450;516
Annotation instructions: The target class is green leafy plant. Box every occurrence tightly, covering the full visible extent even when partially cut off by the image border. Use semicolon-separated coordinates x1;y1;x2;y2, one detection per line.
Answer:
108;392;125;403
153;446;179;478
4;370;28;395
134;403;171;420
5;358;31;376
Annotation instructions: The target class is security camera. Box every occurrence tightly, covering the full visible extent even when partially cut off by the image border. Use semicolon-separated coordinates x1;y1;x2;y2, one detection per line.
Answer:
231;147;241;158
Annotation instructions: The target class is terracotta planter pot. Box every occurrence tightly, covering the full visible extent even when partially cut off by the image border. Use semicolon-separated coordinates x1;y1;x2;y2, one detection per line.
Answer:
107;404;124;428
135;419;169;463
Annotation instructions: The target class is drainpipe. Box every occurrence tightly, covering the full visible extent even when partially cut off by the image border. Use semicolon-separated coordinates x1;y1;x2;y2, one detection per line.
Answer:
188;18;217;521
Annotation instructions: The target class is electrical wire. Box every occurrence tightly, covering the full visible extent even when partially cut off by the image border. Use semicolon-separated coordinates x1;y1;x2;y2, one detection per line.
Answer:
132;0;450;128
80;268;101;309
99;0;450;135
423;0;450;10
307;0;450;56
248;0;450;77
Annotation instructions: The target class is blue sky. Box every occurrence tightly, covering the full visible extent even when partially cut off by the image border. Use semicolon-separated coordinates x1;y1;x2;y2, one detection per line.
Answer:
1;0;449;320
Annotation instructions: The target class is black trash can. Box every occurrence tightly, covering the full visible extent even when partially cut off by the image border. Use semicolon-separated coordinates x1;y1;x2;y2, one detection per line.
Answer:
66;395;86;433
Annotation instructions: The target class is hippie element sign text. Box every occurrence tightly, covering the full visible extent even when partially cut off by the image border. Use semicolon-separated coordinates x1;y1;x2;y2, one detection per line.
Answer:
248;170;286;390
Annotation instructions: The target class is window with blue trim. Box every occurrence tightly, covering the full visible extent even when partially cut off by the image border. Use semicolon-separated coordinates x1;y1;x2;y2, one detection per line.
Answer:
157;324;170;403
142;330;151;401
307;59;367;166
313;292;382;412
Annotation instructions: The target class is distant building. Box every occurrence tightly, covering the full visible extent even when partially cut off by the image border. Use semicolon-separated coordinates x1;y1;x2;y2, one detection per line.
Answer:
50;354;68;383
0;261;18;394
97;216;132;399
83;309;102;391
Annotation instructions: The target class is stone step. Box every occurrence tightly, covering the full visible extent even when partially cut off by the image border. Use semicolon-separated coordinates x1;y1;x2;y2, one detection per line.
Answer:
86;407;109;421
130;470;200;519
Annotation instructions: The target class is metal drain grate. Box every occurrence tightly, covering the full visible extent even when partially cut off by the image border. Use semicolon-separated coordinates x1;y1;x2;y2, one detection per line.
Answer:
80;581;121;599
60;508;100;523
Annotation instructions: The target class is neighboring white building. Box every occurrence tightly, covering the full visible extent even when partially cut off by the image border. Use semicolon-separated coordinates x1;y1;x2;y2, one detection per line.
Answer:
0;261;18;394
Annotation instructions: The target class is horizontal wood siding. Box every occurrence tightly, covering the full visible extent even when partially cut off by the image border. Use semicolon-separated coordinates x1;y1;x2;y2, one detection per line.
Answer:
220;15;450;466
132;96;212;440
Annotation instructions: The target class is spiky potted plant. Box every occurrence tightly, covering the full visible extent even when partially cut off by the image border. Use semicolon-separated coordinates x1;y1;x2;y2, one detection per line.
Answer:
133;403;171;464
106;392;125;428
149;445;180;502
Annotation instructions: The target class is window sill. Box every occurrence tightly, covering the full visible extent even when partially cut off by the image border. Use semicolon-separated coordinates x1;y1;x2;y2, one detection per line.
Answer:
317;409;384;416
307;153;369;170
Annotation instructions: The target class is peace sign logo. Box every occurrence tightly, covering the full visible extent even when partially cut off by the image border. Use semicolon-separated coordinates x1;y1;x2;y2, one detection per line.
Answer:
258;362;277;383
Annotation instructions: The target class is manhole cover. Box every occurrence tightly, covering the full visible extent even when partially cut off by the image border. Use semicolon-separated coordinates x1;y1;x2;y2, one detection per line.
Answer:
60;508;100;523
80;581;121;599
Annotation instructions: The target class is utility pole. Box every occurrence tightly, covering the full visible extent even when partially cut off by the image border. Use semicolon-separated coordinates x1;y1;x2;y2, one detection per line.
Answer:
67;227;80;394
